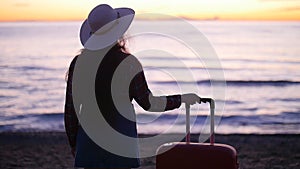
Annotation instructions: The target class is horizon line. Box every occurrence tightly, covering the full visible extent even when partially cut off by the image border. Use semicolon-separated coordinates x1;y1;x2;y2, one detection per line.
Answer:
0;18;300;22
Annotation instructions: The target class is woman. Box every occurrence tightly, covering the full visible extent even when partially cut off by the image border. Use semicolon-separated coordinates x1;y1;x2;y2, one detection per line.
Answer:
65;4;200;169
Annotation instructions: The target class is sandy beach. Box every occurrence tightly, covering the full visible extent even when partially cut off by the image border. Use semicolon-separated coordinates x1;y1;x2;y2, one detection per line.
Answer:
0;132;299;169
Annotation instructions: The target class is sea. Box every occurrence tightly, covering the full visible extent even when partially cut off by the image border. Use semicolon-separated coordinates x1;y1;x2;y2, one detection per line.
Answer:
0;20;299;134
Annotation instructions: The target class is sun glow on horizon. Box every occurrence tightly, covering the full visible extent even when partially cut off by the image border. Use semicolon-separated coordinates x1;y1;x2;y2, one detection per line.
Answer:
0;0;300;21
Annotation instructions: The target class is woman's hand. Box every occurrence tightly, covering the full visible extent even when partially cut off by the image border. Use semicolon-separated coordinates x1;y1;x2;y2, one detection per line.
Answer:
181;93;200;105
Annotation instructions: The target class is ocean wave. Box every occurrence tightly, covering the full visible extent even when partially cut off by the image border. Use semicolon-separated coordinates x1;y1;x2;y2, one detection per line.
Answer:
1;113;63;121
221;58;300;65
144;66;234;71
224;80;300;86
0;112;299;133
223;100;243;105
0;113;64;132
136;112;300;125
268;98;300;102
2;65;63;71
151;80;300;86
140;57;300;65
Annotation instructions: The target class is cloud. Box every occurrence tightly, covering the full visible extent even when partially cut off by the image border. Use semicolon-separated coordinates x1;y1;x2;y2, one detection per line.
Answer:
280;6;300;11
259;0;300;12
13;3;30;7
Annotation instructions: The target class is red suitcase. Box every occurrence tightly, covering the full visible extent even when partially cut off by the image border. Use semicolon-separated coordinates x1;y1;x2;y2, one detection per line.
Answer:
156;98;239;169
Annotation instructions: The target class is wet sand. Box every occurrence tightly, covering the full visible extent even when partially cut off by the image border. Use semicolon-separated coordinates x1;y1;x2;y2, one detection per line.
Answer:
0;132;299;169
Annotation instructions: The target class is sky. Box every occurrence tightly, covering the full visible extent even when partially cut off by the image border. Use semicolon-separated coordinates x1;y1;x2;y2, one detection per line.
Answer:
0;0;300;21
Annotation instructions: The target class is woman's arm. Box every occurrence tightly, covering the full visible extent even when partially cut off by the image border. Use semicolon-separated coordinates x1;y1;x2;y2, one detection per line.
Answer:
64;56;79;150
130;71;192;112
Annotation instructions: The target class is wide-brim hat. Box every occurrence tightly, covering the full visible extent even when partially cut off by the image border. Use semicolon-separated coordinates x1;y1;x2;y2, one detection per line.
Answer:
80;4;135;50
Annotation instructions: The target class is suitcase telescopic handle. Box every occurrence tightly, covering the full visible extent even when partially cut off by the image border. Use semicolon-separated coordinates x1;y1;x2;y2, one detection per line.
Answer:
185;98;215;145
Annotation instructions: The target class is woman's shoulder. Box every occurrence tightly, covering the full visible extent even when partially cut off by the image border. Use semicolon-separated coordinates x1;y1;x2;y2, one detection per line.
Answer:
114;49;140;64
124;54;144;74
69;55;79;68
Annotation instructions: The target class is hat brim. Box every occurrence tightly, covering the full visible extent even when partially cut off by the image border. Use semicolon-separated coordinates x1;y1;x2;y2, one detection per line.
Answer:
80;7;135;50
